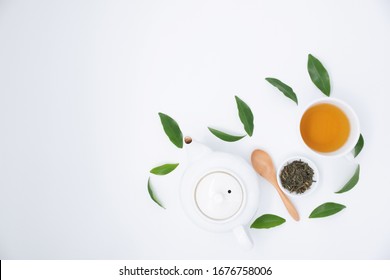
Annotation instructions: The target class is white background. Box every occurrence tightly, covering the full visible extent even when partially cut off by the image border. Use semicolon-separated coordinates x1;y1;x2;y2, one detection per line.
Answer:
0;0;389;259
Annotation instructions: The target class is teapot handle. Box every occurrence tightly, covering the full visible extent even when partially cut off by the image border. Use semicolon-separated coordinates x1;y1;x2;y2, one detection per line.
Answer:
233;225;253;250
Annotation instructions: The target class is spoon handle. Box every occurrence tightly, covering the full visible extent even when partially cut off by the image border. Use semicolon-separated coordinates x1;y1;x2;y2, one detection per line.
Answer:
271;178;300;221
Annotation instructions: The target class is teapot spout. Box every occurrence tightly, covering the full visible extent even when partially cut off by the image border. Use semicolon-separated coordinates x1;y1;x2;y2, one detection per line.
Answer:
184;136;212;163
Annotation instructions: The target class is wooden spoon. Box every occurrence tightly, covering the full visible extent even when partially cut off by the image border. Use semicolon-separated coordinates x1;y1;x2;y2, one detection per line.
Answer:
251;149;300;221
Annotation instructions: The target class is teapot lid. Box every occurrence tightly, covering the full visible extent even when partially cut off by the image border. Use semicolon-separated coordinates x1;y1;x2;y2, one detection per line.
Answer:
180;150;259;232
195;171;243;220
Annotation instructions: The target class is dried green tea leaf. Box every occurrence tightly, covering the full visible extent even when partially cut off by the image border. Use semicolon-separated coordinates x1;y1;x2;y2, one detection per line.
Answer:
147;178;165;209
309;202;346;218
335;165;360;194
265;77;298;105
250;214;286;229
307;54;331;96
353;134;364;158
235;96;254;136
158;112;183;148
150;163;179;175
280;160;314;194
208;127;246;142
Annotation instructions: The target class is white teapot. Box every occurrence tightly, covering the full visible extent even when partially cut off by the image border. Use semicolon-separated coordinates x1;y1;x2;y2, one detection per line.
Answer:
180;137;260;249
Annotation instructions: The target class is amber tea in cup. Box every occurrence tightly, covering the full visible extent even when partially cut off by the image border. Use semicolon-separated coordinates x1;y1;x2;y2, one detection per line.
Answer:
299;98;360;157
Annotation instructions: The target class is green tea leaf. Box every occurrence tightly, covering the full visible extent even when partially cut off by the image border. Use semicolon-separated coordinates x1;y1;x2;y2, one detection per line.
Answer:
265;77;298;105
353;134;364;158
208;127;246;142
235;96;254;136
335;165;360;194
309;202;346;218
147;178;165;209
158;112;183;148
250;214;286;229
307;54;331;96
150;163;179;175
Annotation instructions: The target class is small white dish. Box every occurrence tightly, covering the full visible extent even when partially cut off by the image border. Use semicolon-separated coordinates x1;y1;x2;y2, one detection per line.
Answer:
277;156;319;197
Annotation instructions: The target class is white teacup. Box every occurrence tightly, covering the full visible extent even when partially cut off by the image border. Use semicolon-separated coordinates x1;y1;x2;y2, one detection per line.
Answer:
299;98;360;158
